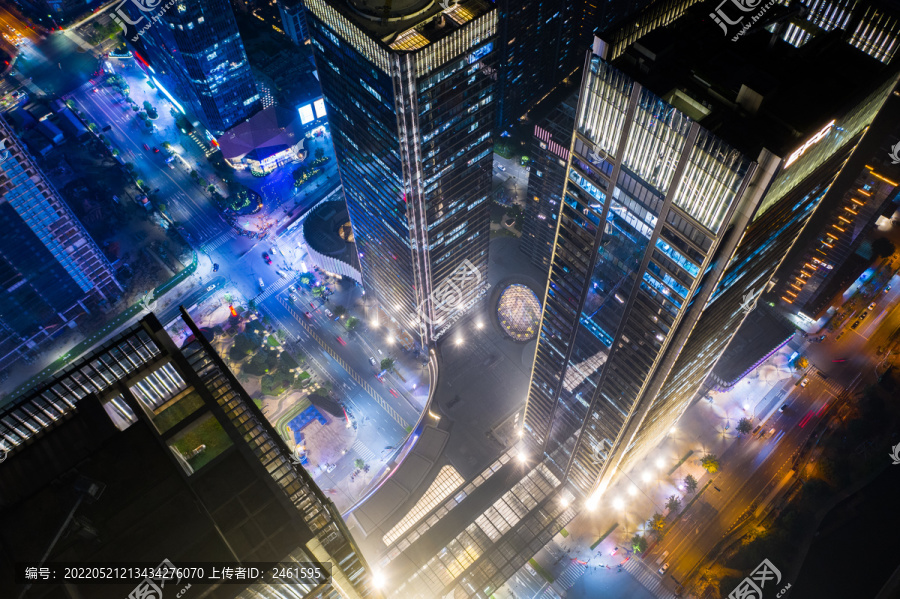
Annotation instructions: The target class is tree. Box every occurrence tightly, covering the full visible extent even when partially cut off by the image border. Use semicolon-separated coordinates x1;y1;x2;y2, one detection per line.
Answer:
333;305;347;318
795;356;809;369
345;316;360;331
684;474;698;494
700;453;720;474
631;534;648;554
315;147;325;161
648;513;666;539
665;495;681;513
354;458;366;470
381;357;396;372
736;417;753;435
312;286;325;298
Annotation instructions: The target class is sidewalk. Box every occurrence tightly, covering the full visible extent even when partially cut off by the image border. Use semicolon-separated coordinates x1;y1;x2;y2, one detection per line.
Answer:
502;340;808;597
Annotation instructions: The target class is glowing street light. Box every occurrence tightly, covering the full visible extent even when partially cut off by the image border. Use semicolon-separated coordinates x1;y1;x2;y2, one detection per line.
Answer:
456;337;464;345
612;497;624;510
628;485;637;497
387;335;394;344
517;451;528;464
642;471;652;483
655;458;665;469
476;320;484;329
372;571;385;589
560;496;570;508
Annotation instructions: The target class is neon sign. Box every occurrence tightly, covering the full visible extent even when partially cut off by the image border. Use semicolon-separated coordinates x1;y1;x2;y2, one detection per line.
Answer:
784;120;835;168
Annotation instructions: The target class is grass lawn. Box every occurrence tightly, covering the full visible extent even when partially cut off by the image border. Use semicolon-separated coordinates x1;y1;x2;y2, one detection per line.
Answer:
529;559;554;583
152;390;204;433
266;335;279;347
170;413;232;473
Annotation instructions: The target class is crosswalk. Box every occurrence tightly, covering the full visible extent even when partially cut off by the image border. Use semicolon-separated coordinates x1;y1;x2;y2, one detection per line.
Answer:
552;562;586;593
200;231;233;254
622;558;676;599
278;296;409;428
813;371;845;397
256;277;293;302
352;439;375;463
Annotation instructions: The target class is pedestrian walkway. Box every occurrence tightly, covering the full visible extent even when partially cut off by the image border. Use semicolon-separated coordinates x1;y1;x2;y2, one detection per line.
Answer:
255;276;293;302
200;231;233;254
622;558;676;599
352;439;375;463
812;370;845;397
552;562;586;593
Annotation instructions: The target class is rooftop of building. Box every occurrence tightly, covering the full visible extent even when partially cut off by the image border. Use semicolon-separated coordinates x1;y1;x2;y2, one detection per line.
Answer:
321;0;494;49
711;303;797;387
607;4;897;158
218;105;307;161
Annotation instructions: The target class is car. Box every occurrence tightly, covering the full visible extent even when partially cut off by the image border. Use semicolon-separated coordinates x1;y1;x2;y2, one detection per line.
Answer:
885;285;892;293
101;124;112;132
389;388;399;398
212;263;219;272
326;463;336;473
336;336;347;346
861;311;869;319
324;308;333;318
270;246;278;255
851;320;860;330
142;143;150;151
369;357;377;366
258;277;265;288
818;335;826;341
800;378;809;387
288;285;296;292
656;551;669;565
868;302;876;311
778;404;787;413
263;253;272;265
152;147;160;153
304;311;312;319
658;563;669;575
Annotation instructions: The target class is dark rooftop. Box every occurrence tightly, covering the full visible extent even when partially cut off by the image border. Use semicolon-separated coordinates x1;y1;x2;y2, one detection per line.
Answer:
609;4;896;157
319;0;494;48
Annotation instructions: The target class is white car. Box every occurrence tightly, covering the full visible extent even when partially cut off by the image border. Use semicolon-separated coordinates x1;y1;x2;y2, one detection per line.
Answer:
800;378;810;387
258;277;265;288
868;301;876;311
270;246;278;255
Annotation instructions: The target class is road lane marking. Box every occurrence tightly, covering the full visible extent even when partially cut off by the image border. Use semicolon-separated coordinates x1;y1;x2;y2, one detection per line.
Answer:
277;296;409;428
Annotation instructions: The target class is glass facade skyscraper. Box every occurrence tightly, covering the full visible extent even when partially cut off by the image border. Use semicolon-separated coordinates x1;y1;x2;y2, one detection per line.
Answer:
304;0;496;347
1;311;378;599
522;37;899;501
0;117;121;372
126;0;260;134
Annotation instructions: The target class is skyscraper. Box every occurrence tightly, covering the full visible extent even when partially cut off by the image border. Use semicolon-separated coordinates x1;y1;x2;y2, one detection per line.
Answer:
522;14;899;502
124;0;260;134
278;0;310;45
304;0;496;347
0;311;378;599
521;90;578;272
0;117;121;372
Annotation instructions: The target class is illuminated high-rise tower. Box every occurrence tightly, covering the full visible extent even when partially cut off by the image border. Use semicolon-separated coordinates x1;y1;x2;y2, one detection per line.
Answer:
0;117;121;371
522;18;899;502
304;0;496;347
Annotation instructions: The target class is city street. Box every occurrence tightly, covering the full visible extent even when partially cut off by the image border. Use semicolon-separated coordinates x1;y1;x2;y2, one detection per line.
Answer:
499;271;900;599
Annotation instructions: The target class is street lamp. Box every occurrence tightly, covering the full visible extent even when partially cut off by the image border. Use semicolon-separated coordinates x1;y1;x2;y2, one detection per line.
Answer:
476;320;484;329
456;337;463;345
612;497;624;510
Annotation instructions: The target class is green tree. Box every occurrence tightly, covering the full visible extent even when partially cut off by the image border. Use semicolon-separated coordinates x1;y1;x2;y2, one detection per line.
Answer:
737;417;753;435
665;495;681;513
354;458;366;470
700;454;720;474
380;357;396;372
872;237;895;258
345;316;359;331
648;513;666;539
684;474;698;494
333;305;347;318
312;286;325;297
631;534;648;554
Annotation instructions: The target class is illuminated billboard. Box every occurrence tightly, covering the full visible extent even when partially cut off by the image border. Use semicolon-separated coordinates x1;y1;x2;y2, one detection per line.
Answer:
314;98;327;120
298;104;314;125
